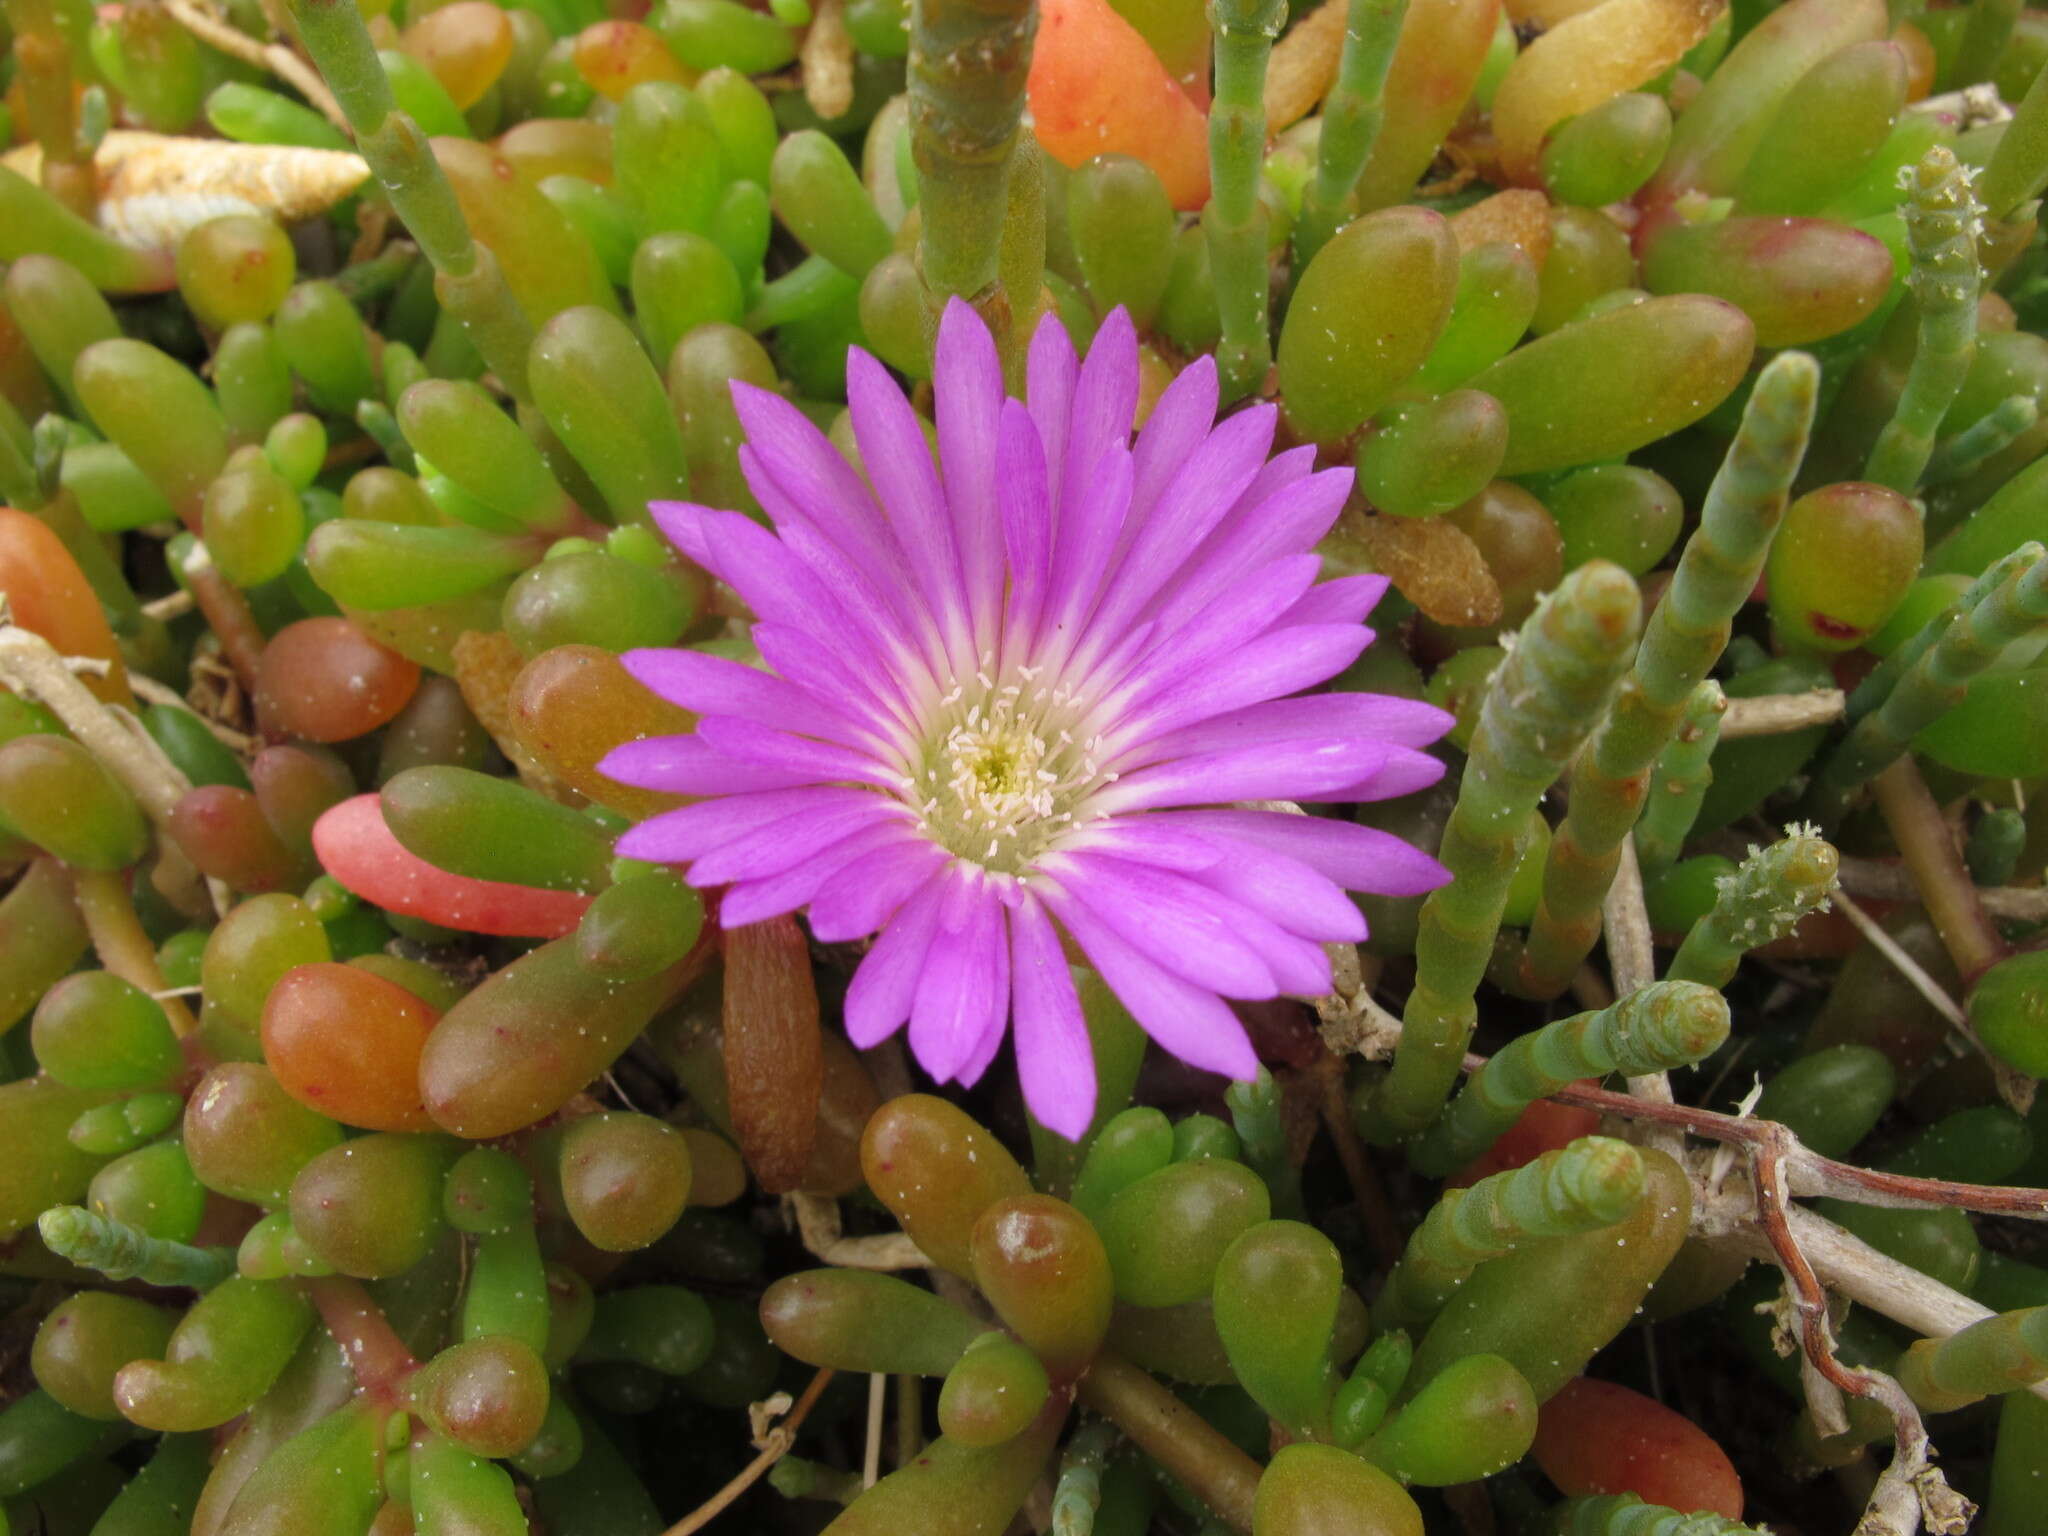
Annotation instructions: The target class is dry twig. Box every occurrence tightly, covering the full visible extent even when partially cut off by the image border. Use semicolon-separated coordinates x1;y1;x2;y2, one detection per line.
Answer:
162;0;350;132
1720;689;1847;739
661;1368;836;1536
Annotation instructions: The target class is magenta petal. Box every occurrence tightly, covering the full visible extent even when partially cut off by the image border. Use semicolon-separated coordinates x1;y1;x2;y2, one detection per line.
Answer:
1315;745;1450;804
695;507;848;638
613;786;865;862
1052;849;1329;998
1146;467;1355;635
910;879;1008;1084
1009;895;1095;1141
732;383;905;579
1041;852;1278;999
1093;737;1391;814
1040;445;1135;648
716;821;911;927
1026;310;1078;506
598;735;821;796
753;623;918;738
1114;624;1374;742
1178;834;1368;943
1091;404;1276;628
996;398;1052;642
746;462;934;669
694;715;900;788
844;877;947;1048
1039;882;1259;1080
807;836;950;942
685;798;905;886
1131;692;1454;764
621;648;889;750
1130;354;1218;522
648;501;721;572
1280;574;1389;628
1094;554;1322;698
1162;810;1453;896
934;299;1006;627
846;347;968;643
1060;816;1225;872
1058;308;1138;530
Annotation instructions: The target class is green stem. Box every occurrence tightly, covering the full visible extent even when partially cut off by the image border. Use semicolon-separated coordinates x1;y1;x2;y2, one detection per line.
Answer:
994;135;1046;391
37;1206;234;1290
1864;147;1982;494
1049;1420;1116;1536
1632;681;1725;874
1664;827;1839;989
1076;1353;1261;1533
1369;562;1643;1141
1377;1136;1644;1331
286;0;535;400
1556;1494;1772;1536
1516;352;1819;1000
1870;755;2008;986
1291;0;1407;273
1409;980;1730;1177
1926;393;2038;485
1205;0;1287;401
1224;1068;1303;1220
909;0;1036;314
1897;1306;2048;1413
1809;542;2048;823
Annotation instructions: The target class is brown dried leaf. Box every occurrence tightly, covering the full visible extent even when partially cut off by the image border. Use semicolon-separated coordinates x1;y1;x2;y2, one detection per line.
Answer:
723;915;824;1195
1343;509;1504;629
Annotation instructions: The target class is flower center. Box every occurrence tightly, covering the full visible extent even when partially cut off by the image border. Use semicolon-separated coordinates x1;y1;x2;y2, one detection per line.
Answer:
907;659;1110;874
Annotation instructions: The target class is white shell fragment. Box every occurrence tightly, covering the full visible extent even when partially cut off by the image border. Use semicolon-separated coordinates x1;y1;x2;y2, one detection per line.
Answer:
1;131;369;251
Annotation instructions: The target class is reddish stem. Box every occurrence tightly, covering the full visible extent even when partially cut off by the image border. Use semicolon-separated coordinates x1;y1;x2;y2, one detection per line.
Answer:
1870;756;2008;987
306;1277;418;1410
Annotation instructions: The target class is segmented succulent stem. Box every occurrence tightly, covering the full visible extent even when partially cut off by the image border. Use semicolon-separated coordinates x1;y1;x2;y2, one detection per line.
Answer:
1846;542;2033;723
1926;393;2038;485
1226;1067;1303;1219
1370;562;1642;1140
38;1204;235;1291
768;1456;863;1505
287;0;536;399
1664;827;1839;989
1205;0;1287;401
3;0;91;215
1864;148;1983;494
1809;542;2048;822
1517;353;1819;1000
1377;1136;1645;1330
1896;1306;2048;1413
909;0;1035;306
1555;1493;1772;1536
1291;0;1408;271
994;134;1047;390
1967;806;2027;887
1411;980;1731;1176
1050;1420;1117;1536
1633;681;1726;874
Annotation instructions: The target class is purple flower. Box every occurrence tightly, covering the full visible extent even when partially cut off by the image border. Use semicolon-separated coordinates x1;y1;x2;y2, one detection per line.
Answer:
603;302;1452;1139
